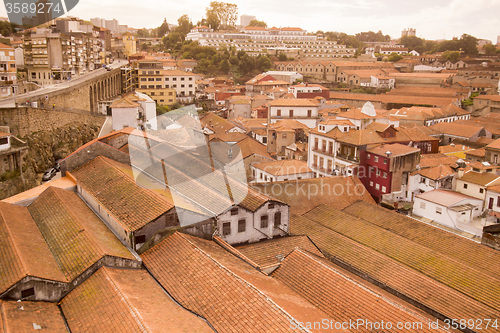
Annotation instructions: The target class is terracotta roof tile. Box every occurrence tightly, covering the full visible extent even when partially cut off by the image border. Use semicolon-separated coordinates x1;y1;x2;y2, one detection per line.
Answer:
269;98;319;107
70;156;175;232
0;201;66;293
60;267;212;333
290;210;500;330
235;235;324;269
413;164;456;180
419;153;459;168
252;177;375;215
142;232;311;332
252;160;312;176
27;187;136;280
273;250;449;333
459;170;500;186
0;300;67;332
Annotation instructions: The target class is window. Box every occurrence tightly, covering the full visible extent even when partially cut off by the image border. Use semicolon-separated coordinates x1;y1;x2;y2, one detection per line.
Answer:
268;202;275;209
307;110;312;117
480;188;484;194
436;207;442;214
277;109;281;116
222;222;231;236
0;138;7;145
282;134;287;139
238;219;246;233
367;153;371;159
260;215;268;228
383;172;387;178
463;184;468;189
289;110;294;117
274;211;282;227
375;183;380;190
381;186;386;193
369;181;373;187
135;235;146;244
21;288;35;299
384;158;387;164
420;202;426;209
230;207;238;215
374;156;379;162
497;196;500;208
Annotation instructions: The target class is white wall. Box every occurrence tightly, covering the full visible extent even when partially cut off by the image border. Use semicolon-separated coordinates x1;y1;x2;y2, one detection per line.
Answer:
0;136;10;151
112;107;138;131
217;202;289;245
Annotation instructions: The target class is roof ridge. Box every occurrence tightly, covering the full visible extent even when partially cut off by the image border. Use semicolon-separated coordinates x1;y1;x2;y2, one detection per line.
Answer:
175;233;307;330
101;268;150;333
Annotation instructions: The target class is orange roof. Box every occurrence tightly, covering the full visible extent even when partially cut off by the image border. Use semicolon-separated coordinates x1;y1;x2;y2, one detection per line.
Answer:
0;131;11;137
269;98;318;107
486;138;500;150
252;177;375;215
70;156;175;231
413;164;456;180
252;160;312;176
142;232;319;332
460;170;500;186
60;267;213;332
367;143;420;157
0;300;67;332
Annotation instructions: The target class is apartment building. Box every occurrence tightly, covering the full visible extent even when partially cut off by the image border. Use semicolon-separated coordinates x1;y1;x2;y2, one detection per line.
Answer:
134;60;197;103
0;43;16;98
23;27;103;86
268;98;320;128
186;26;355;59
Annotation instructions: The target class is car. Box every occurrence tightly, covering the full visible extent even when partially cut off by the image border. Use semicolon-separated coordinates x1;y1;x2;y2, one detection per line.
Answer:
42;168;57;181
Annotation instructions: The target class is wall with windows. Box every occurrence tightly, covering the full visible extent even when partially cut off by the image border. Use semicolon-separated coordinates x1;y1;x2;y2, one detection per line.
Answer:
217;202;289;245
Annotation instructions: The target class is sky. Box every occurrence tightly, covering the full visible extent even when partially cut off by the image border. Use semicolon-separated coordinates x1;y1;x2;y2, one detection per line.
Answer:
1;0;499;42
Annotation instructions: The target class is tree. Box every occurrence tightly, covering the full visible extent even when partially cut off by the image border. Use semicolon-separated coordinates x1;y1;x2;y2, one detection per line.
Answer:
400;35;426;54
248;19;267;28
443;50;460;62
278;52;288;61
157;18;170;37
136;28;150;38
388;53;403;62
175;14;193;36
484;44;497;55
205;1;238;30
220;59;230;73
256;55;273;72
459;34;478;55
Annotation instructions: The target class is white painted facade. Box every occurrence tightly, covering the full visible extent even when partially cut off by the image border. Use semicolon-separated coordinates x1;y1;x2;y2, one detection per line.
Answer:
413;191;483;234
269;104;320;128
217;202;289;245
308;131;338;177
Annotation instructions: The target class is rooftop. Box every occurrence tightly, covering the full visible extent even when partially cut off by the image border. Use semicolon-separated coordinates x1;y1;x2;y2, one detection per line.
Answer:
460;170;500;186
367;143;420;157
60;267;213;332
252;160;312;177
415;189;480;206
269;98;319;107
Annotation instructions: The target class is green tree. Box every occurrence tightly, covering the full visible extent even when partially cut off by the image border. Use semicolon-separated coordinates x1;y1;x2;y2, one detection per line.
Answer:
157;18;170;37
205;1;238;30
484;44;497;55
175;14;193;36
400;35;426;54
388;53;403;62
443;50;460;62
220;59;230;73
278;52;288;61
248;19;267;28
256;54;273;72
459;34;478;55
136;28;150;38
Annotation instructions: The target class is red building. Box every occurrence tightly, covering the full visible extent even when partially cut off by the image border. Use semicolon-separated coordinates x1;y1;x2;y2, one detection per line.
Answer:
359;143;420;202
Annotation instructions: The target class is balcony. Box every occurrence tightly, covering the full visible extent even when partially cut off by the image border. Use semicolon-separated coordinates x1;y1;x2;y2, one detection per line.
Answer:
336;153;359;163
312;147;334;157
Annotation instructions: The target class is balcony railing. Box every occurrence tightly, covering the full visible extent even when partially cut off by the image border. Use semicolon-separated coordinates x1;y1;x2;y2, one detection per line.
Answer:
336;153;359;163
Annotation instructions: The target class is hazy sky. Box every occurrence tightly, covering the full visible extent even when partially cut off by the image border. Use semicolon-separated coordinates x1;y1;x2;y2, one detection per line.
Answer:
1;0;499;42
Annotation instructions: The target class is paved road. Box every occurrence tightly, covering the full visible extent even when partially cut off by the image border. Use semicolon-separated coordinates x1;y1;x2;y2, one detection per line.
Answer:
0;60;128;108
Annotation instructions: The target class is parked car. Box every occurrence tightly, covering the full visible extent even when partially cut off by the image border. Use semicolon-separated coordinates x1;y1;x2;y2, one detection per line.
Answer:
42;168;57;181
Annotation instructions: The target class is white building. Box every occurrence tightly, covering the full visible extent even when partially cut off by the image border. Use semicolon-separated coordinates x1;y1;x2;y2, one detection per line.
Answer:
413;189;485;236
268;98;320;128
0;131;10;151
251;160;313;183
406;165;456;202
111;92;157;131
456;171;500;202
240;15;256;27
217;201;289;245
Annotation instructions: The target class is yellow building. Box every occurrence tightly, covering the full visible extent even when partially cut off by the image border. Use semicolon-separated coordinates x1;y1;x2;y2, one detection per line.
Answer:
0;43;16;98
136;87;177;106
122;33;137;58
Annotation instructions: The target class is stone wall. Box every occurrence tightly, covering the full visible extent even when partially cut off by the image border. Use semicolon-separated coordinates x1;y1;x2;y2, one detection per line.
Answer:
0;107;106;138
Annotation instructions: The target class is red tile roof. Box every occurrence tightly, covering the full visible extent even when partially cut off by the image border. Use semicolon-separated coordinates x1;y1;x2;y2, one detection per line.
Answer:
60;267;213;332
0;300;67;332
290;205;500;329
269;98;319;107
252;159;312;176
251;176;375;215
273;250;449;333
142;232;312;332
235;235;324;269
70;156;175;232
